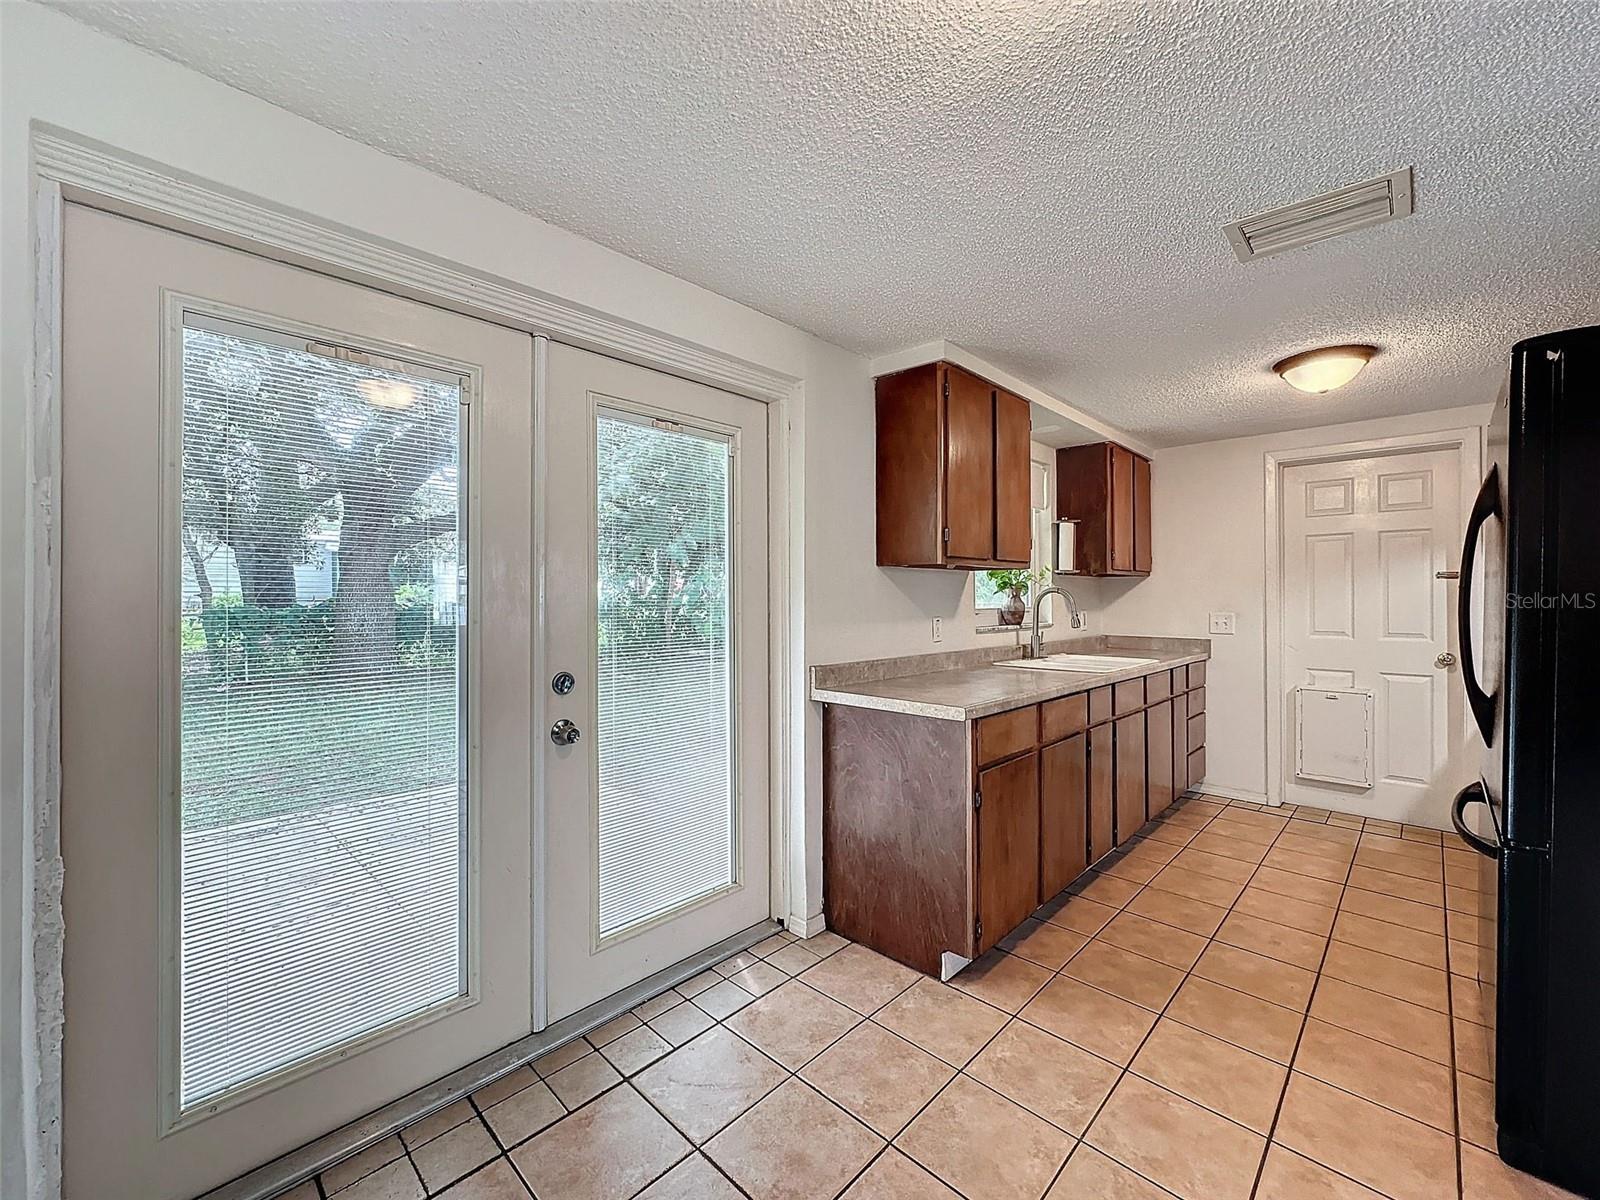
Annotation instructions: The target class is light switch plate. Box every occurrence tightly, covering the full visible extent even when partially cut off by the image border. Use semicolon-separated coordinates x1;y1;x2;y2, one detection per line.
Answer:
931;616;943;643
1209;611;1236;635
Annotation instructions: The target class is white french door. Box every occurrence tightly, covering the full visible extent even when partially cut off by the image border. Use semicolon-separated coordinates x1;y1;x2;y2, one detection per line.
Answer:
543;345;772;1021
59;205;535;1199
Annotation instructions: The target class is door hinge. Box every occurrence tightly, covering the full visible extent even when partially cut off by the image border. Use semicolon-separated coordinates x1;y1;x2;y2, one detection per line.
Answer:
942;376;950;400
943;526;951;544
974;787;982;811
974;919;983;942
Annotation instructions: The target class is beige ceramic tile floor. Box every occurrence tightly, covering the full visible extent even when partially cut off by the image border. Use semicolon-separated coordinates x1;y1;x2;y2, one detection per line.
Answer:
285;796;1583;1200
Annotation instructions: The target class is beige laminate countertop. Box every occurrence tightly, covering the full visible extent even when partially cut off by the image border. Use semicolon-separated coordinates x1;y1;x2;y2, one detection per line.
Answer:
810;639;1210;722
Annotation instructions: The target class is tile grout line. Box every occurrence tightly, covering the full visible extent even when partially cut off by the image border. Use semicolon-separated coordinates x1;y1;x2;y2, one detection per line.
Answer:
812;793;1241;1200
1244;806;1363;1200
1443;877;1465;1200
336;797;1475;1200
1032;796;1301;1199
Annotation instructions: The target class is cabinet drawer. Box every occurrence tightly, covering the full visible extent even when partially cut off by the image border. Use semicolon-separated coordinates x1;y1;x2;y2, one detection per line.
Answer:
1188;711;1206;754
1041;693;1089;743
1188;686;1206;717
1187;661;1207;689
1187;745;1206;785
1089;686;1113;726
1113;677;1145;715
976;706;1038;766
1145;670;1171;703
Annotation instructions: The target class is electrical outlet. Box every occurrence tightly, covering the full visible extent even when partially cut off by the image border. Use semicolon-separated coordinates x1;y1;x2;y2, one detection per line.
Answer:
931;616;943;643
1208;611;1237;635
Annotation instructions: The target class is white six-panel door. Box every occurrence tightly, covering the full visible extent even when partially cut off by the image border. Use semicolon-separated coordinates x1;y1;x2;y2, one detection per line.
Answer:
1280;448;1461;822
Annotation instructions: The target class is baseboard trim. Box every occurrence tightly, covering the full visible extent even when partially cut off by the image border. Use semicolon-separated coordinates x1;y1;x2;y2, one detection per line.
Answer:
1186;783;1272;805
201;919;782;1200
786;911;827;938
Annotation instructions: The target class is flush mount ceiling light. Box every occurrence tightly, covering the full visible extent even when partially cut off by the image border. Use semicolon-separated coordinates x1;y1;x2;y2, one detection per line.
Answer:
1273;344;1378;394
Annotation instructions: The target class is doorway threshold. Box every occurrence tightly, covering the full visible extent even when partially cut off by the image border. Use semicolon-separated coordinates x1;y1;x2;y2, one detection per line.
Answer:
199;918;783;1200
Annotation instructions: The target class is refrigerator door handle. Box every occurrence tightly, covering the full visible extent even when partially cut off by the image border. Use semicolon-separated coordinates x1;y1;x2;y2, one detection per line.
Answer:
1451;781;1501;859
1459;465;1501;745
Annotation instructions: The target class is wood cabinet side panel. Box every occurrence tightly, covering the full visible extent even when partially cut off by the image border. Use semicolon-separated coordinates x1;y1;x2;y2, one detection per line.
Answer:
823;705;971;974
875;364;943;566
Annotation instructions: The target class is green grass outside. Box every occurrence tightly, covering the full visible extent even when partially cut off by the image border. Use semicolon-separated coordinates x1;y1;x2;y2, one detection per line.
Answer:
180;664;459;830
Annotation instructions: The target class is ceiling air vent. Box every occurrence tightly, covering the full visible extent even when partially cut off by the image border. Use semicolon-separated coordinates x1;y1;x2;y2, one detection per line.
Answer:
1224;167;1413;263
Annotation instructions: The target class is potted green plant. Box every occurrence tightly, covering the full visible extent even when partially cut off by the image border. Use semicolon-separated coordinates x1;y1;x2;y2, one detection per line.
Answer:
985;567;1048;627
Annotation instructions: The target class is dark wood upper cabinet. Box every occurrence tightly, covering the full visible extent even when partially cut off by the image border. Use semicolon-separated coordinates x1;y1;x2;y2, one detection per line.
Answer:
876;361;1031;569
1132;454;1153;574
944;366;994;560
1056;440;1153;577
994;387;1032;563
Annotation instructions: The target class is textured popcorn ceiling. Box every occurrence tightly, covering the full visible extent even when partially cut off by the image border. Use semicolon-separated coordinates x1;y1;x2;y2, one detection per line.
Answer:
52;0;1600;446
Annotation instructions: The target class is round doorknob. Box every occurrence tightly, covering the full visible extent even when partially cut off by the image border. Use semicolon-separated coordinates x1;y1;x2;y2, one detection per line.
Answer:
550;719;581;746
1435;651;1457;668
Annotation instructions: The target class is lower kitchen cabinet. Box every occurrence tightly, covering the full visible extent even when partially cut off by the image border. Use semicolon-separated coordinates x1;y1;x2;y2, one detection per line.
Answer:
1114;712;1146;841
1088;722;1115;862
1147;700;1175;820
1040;733;1088;898
976;752;1040;955
822;656;1209;976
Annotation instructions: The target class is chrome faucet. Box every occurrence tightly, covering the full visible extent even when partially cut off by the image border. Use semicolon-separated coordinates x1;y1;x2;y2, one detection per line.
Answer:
1031;586;1082;659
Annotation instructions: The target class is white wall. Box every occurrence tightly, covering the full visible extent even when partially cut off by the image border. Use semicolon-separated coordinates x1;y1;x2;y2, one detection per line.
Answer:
1092;404;1493;806
0;6;868;1195
0;8;1138;1195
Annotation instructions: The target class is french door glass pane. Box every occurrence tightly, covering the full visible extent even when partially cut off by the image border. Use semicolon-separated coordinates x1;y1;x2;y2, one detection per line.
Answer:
177;319;466;1108
595;412;734;937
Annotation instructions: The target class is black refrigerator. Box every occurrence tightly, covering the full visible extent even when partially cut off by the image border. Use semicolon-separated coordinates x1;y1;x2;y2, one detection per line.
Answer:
1454;323;1600;1199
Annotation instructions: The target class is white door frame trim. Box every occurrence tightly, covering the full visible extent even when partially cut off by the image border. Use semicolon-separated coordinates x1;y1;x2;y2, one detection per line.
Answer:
22;126;807;1200
1263;426;1483;807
